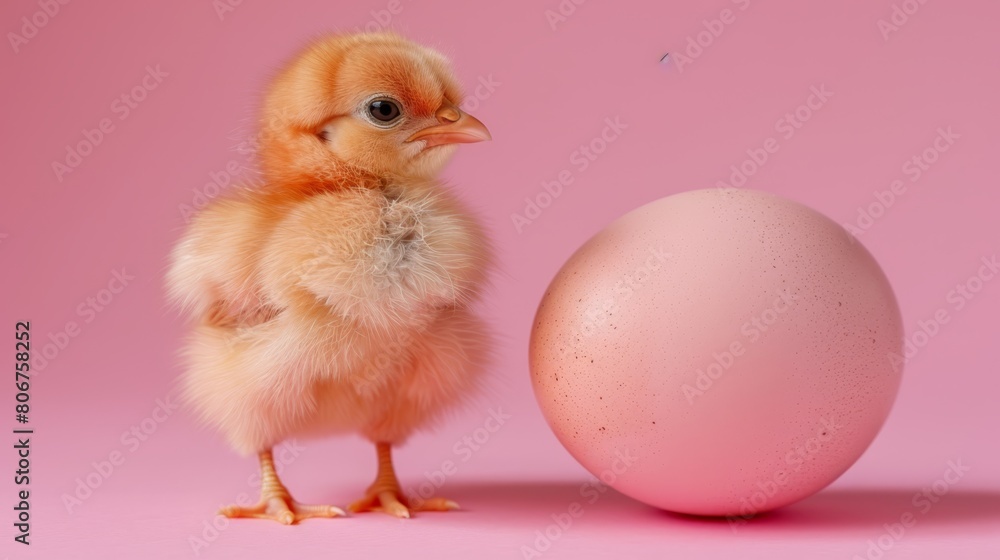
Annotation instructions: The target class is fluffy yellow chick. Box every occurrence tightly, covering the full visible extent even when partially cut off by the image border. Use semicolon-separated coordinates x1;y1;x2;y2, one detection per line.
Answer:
167;32;492;523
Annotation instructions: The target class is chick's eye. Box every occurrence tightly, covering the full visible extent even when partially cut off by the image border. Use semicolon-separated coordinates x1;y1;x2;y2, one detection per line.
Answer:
368;99;401;124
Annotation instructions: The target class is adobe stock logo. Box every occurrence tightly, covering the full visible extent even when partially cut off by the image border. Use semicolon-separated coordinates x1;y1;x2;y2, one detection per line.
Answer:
520;448;638;558
405;407;511;509
853;459;970;560
842;127;959;238
877;0;932;41
52;65;169;182
670;0;752;73
354;0;407;34
511;116;628;233
212;0;245;21
544;0;588;31
728;415;845;529
459;75;501;113
7;0;71;54
555;246;670;358
682;288;800;404
715;85;834;189
887;253;998;372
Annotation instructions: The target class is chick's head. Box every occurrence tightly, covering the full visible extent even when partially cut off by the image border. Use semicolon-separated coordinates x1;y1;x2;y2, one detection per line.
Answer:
259;32;490;185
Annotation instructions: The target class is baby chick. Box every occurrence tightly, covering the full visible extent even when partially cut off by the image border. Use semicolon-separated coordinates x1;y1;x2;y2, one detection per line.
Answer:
167;32;492;523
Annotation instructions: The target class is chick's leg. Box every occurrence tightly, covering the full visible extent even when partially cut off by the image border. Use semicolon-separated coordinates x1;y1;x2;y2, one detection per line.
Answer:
349;442;459;518
220;449;344;524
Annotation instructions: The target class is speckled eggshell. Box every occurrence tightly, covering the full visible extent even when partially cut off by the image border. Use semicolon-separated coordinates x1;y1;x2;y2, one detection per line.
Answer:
529;188;903;516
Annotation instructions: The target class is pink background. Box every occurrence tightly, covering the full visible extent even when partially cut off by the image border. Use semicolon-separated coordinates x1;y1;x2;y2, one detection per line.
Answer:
2;0;998;558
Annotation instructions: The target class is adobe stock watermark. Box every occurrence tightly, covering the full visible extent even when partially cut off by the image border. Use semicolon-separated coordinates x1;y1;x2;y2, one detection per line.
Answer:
842;127;959;237
888;253;998;373
682;288;800;404
178;160;249;223
556;246;671;358
212;0;245;21
179;125;274;222
7;0;70;54
52;64;169;182
853;459;970;560
544;0;588;31
877;0;931;42
62;393;181;514
727;415;844;530
349;314;437;396
520;448;638;559
459;74;501;114
511;116;628;233
715;84;833;189
405;407;511;508
30;268;135;373
669;0;752;73
188;440;306;555
351;0;407;33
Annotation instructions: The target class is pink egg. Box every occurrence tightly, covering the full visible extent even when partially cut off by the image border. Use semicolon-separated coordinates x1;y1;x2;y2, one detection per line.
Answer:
530;189;903;517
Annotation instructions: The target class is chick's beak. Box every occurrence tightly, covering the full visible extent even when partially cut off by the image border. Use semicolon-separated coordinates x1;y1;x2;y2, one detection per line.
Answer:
406;103;491;148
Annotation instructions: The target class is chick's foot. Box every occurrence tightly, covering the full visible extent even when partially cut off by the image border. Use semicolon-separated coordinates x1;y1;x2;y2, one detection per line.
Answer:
221;496;345;525
348;442;459;518
220;449;344;525
348;487;459;519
